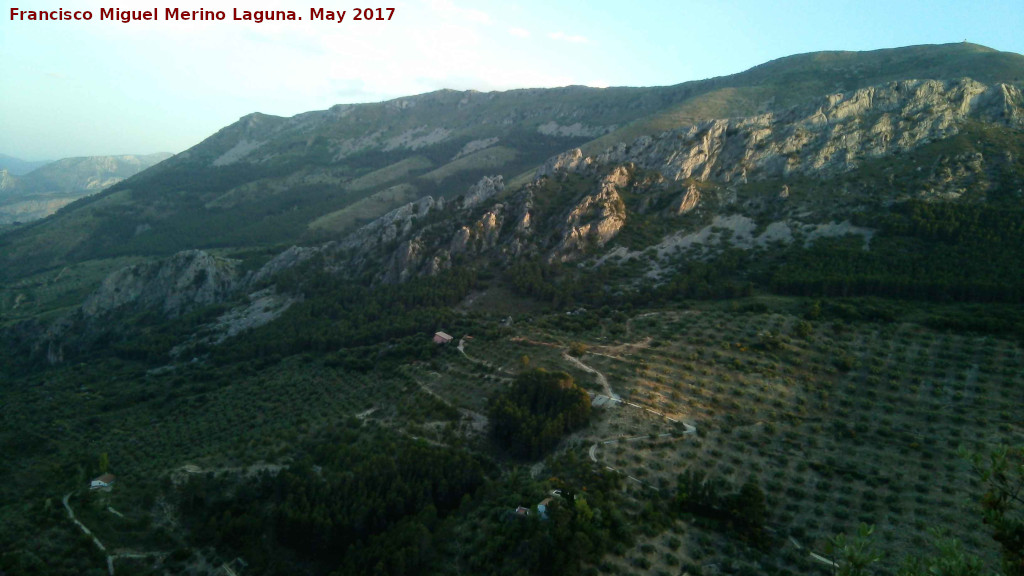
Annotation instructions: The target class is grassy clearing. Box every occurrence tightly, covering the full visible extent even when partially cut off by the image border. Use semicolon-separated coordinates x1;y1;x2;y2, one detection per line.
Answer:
308;183;419;233
421;146;518;184
345;156;433;193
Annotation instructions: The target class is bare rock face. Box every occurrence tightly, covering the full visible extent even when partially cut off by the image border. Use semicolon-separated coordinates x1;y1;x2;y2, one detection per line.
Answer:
424;251;451;277
453;137;499;160
341;195;443;250
340;177;510;283
450;227;472;254
461;175;505;210
82;250;240;318
499;191;535;259
183;77;1023;290
536;148;591;179
675;184;701;214
450;207;504;255
383;238;425;284
252;243;334;285
516;209;532;232
169;287;299;358
916;150;995;200
556;169;629;260
537;79;1024;185
604;165;631;189
476;209;503;246
0;169;15;191
537;121;616;138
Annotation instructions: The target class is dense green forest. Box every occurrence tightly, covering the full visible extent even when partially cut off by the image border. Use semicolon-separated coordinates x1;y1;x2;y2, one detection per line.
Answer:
178;422;488;575
771;200;1024;303
212;264;482;368
488;369;592;459
673;471;769;548
171;420;634;576
501;197;1024;342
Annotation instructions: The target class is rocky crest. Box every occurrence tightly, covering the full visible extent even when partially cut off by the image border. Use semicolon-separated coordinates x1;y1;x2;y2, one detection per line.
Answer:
537;148;592;179
460;175;505;209
341;195;444;250
451;207;504;256
352;78;1024;279
60;79;1024;324
81;250;240;319
556;167;629;260
543;79;1024;185
252;244;333;285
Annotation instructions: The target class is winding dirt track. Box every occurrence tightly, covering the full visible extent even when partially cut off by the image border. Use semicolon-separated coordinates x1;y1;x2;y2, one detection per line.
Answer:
63;492;166;575
563;352;617;400
564;351;697;488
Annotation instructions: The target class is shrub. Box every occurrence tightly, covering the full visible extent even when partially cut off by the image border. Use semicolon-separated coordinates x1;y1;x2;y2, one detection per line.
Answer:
568;342;589;357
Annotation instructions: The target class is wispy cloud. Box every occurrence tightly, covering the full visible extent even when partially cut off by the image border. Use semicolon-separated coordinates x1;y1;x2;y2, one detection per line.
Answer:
548;31;588;44
508;27;530;38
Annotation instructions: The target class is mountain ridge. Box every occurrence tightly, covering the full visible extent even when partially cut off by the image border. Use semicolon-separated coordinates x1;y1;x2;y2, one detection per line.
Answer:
25;75;1024;340
1;42;1022;286
0;153;49;176
0;152;173;226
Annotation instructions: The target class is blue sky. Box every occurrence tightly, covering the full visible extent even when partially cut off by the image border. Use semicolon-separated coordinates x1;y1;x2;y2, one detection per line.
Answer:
2;0;1022;160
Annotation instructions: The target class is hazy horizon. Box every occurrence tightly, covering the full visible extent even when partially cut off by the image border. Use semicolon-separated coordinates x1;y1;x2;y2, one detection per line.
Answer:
3;0;1023;161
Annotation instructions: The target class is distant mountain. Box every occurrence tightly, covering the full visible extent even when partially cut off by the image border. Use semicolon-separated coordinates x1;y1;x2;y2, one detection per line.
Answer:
0;43;1022;283
0;152;173;226
0;154;49;176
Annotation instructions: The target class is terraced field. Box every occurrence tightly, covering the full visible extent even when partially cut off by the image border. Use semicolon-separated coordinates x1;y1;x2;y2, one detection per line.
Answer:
427;301;1022;575
4;297;1018;575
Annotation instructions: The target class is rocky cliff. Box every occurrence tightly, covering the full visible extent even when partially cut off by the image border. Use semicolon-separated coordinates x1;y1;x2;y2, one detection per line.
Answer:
64;77;1024;314
6;43;1021;287
11;55;1024;369
545;79;1023;185
81;250;241;319
316;77;1024;282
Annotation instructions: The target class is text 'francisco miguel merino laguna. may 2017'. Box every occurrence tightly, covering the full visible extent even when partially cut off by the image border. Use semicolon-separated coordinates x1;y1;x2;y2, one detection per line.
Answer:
8;7;396;24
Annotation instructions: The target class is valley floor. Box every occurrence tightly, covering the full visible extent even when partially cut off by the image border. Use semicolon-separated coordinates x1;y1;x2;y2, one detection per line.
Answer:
2;296;1021;575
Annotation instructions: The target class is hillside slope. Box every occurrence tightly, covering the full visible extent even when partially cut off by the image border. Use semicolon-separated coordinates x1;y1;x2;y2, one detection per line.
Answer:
0;153;172;225
1;42;1021;282
0;153;48;176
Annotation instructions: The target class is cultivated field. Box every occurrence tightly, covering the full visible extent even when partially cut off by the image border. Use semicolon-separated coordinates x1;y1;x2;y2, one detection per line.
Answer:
439;300;1022;575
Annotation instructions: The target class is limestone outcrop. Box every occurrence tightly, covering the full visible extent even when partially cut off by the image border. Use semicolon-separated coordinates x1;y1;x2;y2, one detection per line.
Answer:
555;169;628;260
82;250;240;318
461;175;505;210
541;79;1023;184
